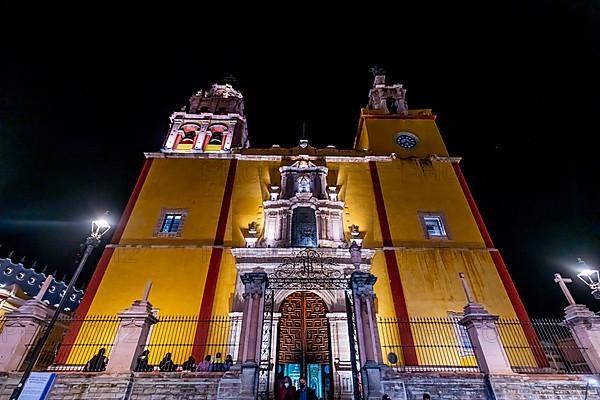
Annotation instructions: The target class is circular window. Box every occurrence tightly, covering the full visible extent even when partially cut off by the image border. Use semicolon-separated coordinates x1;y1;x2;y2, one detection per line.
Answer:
395;132;419;149
387;352;399;364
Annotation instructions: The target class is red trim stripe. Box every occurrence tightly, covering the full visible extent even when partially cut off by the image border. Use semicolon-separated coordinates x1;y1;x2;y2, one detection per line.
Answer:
55;158;154;364
192;159;238;359
369;161;418;366
452;163;548;367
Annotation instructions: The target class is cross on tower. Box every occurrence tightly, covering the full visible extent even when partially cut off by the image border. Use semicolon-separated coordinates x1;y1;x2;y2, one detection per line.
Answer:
554;273;576;306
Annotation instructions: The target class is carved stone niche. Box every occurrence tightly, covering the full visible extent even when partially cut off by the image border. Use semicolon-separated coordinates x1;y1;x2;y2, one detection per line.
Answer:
261;159;346;248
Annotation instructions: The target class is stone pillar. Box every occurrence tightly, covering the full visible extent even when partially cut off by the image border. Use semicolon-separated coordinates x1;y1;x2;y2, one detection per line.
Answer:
327;312;353;400
105;297;158;373
459;302;513;374
0;299;49;372
563;303;600;374
237;272;268;399
350;271;383;400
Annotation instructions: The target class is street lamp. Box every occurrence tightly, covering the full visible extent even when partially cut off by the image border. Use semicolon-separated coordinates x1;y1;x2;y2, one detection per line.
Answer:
10;217;111;400
576;258;600;300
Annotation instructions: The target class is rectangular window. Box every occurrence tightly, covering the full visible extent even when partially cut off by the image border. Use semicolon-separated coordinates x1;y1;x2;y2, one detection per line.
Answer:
154;209;188;237
160;214;182;233
419;213;448;239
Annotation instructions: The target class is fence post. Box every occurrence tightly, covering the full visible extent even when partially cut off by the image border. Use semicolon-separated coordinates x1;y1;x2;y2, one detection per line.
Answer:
105;289;158;373
350;271;383;400
237;272;268;399
563;303;600;374
458;273;513;374
0;299;50;372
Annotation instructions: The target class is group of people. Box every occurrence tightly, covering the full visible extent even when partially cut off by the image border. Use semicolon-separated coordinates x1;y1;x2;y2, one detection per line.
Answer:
135;351;234;372
277;376;318;400
84;348;234;373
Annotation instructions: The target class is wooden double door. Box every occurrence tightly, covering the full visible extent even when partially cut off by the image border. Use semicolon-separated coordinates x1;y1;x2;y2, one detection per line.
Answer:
276;291;333;399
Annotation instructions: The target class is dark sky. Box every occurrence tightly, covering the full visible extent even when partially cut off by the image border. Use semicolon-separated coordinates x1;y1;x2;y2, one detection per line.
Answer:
0;2;598;316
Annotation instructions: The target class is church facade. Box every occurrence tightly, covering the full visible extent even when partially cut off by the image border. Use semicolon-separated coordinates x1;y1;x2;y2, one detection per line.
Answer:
58;74;542;398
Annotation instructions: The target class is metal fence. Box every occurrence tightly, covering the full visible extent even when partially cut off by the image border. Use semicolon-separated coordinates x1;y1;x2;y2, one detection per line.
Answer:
41;315;120;372
138;315;240;371
378;317;479;372
496;318;590;374
32;315;240;372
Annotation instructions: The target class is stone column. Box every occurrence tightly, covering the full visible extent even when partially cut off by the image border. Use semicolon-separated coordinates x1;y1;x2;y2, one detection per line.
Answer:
0;276;56;372
237;272;268;399
563;303;600;374
458;273;513;375
327;312;353;400
350;271;383;400
105;297;158;373
0;299;50;372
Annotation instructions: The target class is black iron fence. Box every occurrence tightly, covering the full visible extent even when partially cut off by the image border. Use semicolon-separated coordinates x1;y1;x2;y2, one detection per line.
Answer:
496;318;590;374
378;317;479;372
0;312;591;375
29;315;240;372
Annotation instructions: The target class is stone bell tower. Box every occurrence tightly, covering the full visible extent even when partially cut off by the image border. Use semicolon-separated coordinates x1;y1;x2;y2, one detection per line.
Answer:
162;82;250;153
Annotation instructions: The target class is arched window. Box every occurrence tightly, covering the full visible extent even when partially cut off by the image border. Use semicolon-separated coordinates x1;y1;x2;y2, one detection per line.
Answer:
291;207;317;247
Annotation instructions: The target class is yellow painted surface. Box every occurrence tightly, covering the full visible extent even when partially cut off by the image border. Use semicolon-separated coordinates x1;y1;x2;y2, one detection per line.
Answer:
377;160;484;248
356;111;449;157
120;158;231;245
334;162;382;247
84;248;213;316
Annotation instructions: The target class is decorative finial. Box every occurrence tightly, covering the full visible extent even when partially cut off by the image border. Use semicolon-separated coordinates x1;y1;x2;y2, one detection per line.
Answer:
42;265;49;274
19;256;26;263
142;280;153;301
8;250;14;258
459;272;477;304
369;65;386;76
32;260;38;269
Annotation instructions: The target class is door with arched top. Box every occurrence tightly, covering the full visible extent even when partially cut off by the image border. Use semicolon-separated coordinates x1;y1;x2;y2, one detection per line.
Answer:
276;291;333;399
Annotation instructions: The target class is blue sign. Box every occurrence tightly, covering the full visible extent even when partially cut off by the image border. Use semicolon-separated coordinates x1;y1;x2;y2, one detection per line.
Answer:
20;372;57;400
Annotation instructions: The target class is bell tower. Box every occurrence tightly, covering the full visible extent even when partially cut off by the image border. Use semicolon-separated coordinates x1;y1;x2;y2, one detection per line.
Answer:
162;82;250;153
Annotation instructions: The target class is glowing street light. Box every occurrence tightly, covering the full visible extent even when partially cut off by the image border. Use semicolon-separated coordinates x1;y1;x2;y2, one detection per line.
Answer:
10;216;111;399
576;258;600;300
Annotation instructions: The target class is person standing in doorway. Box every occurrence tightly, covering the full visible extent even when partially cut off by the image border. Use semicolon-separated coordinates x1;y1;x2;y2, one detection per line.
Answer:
278;376;296;400
295;376;317;400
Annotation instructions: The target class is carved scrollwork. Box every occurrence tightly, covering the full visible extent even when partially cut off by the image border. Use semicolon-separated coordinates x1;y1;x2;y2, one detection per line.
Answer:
269;249;349;290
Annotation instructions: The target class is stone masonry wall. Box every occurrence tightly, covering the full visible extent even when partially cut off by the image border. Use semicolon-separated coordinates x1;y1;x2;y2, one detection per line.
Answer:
0;372;237;400
1;370;597;399
382;371;597;400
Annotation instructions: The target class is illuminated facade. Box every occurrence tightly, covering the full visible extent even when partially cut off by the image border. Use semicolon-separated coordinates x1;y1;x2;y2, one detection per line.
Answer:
63;75;539;397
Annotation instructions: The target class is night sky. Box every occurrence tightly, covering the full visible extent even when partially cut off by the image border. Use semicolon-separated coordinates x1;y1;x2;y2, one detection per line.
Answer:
0;3;598;316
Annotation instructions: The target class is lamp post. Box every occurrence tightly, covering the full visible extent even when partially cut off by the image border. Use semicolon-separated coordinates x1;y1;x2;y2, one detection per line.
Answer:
10;218;111;400
576;258;600;300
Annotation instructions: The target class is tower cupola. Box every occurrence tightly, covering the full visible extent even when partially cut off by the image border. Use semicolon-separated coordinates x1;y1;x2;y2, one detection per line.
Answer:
162;82;250;153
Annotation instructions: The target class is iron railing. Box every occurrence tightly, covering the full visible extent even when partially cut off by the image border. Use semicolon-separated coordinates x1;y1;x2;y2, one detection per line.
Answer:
41;315;120;372
496;318;590;374
139;315;240;371
378;317;479;372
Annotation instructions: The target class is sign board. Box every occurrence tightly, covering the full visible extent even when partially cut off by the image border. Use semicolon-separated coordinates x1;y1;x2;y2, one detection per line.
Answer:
20;372;57;400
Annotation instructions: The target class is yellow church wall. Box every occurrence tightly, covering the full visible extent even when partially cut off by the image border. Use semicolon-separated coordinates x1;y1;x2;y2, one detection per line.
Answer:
82;247;212;317
67;247;214;364
358;117;449;157
227;160;281;247
119;158;232;245
377;160;485;248
334;162;383;247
